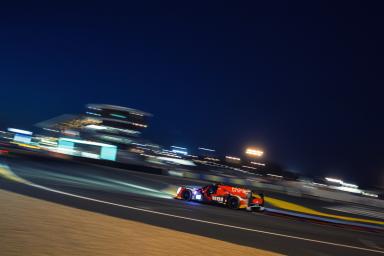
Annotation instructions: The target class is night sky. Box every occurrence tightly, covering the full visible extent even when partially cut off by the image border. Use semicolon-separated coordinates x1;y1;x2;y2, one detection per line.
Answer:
0;1;383;187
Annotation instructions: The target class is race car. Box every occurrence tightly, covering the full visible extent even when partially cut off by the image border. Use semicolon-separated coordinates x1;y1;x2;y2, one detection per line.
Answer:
175;183;265;211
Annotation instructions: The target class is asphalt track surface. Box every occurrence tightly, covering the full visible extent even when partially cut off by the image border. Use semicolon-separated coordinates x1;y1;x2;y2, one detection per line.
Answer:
0;155;383;255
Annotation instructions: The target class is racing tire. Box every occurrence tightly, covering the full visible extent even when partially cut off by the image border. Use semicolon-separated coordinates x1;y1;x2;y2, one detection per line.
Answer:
227;196;239;209
181;189;192;201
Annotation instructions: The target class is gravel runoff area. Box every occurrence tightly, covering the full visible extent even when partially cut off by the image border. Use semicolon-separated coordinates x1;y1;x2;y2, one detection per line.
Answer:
0;189;282;256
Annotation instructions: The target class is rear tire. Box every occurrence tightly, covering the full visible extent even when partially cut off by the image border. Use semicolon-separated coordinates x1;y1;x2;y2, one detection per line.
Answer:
227;197;239;209
182;189;192;201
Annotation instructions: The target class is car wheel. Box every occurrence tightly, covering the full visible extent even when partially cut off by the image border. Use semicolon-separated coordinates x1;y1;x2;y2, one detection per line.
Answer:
227;197;239;209
182;189;192;201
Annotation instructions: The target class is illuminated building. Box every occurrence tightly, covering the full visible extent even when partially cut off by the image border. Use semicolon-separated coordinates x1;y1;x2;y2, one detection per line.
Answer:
245;147;264;157
85;104;151;135
57;137;117;161
171;146;188;155
7;128;33;144
83;104;151;144
36;104;152;147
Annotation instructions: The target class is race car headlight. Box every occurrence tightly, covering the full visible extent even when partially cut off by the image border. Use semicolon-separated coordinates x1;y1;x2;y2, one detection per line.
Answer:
195;194;202;200
176;187;182;195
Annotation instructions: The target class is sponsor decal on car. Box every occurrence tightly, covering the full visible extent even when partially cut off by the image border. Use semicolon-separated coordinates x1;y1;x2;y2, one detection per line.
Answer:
212;196;224;202
231;187;248;194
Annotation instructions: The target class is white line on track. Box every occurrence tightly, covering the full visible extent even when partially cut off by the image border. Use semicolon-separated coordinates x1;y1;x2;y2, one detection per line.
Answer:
27;182;384;254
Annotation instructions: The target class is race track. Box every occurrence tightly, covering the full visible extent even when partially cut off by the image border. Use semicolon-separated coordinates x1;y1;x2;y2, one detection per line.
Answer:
0;155;383;255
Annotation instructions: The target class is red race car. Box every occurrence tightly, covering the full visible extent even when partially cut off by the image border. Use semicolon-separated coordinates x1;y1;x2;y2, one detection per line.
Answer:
175;183;265;212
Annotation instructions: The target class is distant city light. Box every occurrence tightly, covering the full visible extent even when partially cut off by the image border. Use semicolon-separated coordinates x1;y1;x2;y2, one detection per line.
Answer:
86;111;101;116
110;113;127;119
245;148;264;157
312;182;327;187
131;112;144;117
13;134;32;144
7;128;33;135
341;182;358;189
87;106;101;111
225;156;241;161
267;173;283;178
325;177;359;189
157;157;195;166
81;152;100;159
43;128;60;133
40;138;58;146
362;191;379;198
129;122;147;128
325;177;343;184
59;137;116;147
172;149;188;155
171;146;187;150
204;157;220;162
86;124;108;130
242;165;258;170
250;161;266;166
86;124;141;134
171;146;188;155
63;130;79;136
334;186;361;194
198;147;215;152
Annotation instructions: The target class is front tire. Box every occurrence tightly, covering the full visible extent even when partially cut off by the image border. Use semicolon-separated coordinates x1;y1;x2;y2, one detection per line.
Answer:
181;189;192;201
227;197;239;209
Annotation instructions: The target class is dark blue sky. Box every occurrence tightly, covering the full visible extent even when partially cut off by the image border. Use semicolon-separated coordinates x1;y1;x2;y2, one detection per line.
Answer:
0;1;383;187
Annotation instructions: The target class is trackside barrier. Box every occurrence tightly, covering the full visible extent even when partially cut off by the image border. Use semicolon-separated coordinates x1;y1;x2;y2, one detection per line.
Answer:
266;208;384;232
